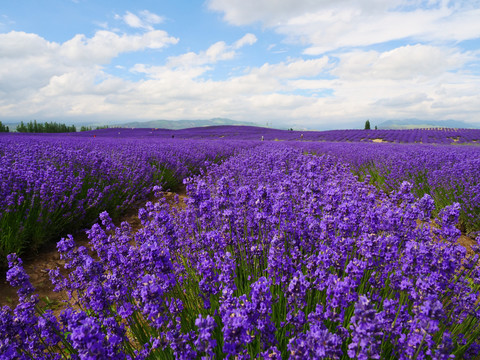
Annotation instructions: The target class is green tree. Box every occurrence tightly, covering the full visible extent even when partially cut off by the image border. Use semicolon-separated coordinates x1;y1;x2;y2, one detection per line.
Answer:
15;120;76;133
364;119;371;130
0;121;9;132
17;121;27;132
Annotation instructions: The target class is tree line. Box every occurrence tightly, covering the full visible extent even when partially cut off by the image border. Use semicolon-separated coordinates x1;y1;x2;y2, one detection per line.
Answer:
79;125;110;131
16;120;77;133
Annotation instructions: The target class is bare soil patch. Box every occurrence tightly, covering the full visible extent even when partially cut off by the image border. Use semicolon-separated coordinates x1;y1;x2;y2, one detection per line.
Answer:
0;186;187;311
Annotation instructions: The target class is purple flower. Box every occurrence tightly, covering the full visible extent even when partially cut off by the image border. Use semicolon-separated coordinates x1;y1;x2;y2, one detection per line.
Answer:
259;346;282;359
286;271;310;308
69;316;108;358
56;235;76;254
194;314;217;358
6;254;34;300
37;310;62;346
99;210;115;231
348;295;383;360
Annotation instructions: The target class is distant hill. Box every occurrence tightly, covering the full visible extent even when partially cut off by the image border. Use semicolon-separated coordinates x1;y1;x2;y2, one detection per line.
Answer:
377;119;479;129
117;118;258;130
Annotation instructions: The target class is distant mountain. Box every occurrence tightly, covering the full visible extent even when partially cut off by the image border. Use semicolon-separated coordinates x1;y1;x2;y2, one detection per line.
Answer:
377;119;480;129
117;118;258;130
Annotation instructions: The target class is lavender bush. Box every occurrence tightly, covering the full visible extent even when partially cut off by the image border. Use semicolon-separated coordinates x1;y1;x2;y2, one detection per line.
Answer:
0;133;253;267
2;144;479;359
290;141;480;234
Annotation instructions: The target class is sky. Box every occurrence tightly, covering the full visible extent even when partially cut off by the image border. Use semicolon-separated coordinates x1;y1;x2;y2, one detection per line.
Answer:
1;0;480;130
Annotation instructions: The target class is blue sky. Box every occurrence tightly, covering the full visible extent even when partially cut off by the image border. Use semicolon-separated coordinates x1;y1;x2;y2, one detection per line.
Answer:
1;0;480;129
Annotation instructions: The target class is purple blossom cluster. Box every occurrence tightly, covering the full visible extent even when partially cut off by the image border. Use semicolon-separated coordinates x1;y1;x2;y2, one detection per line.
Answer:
289;141;480;233
2;142;480;359
0;133;252;267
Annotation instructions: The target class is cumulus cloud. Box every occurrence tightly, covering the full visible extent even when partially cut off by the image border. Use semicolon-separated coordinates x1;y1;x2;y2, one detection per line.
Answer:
133;33;257;76
332;44;471;81
0;28;177;114
2;32;480;127
197;0;480;127
59;30;178;65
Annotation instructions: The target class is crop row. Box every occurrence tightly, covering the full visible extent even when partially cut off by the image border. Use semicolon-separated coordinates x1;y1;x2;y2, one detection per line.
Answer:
72;126;480;144
0;134;254;267
290;141;480;234
3;143;479;359
2;132;480;269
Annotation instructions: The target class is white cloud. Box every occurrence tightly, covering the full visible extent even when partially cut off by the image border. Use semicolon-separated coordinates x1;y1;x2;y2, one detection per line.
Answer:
136;33;256;73
0;32;60;95
207;0;402;26
122;12;144;28
373;93;433;108
208;0;480;54
0;28;177;109
332;44;470;81
2;35;480;127
233;33;257;48
59;30;177;65
0;31;58;58
139;10;164;25
1;4;480;129
198;0;480;127
115;10;164;31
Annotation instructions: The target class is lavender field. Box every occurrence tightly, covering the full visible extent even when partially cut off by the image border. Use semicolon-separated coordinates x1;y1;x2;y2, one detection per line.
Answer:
74;126;480;144
1;127;480;359
0;133;252;267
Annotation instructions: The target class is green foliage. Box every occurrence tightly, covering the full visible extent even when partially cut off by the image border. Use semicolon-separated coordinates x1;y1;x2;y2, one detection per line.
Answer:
152;162;181;192
0;121;9;132
16;120;76;133
80;125;109;131
364;119;371;130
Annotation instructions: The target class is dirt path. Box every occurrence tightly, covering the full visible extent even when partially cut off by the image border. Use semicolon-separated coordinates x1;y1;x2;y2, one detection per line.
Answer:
0;187;186;311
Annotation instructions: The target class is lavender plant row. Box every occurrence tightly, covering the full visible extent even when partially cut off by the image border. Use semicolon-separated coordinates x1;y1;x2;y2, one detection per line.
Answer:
3;144;479;359
308;128;480;144
74;126;480;144
0;134;251;267
289;141;480;234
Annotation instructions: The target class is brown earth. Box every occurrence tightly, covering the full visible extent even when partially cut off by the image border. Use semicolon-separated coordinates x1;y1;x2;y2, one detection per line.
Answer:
458;234;477;256
0;187;187;312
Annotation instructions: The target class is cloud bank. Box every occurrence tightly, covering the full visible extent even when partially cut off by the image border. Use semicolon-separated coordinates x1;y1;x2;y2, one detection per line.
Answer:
1;3;479;128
